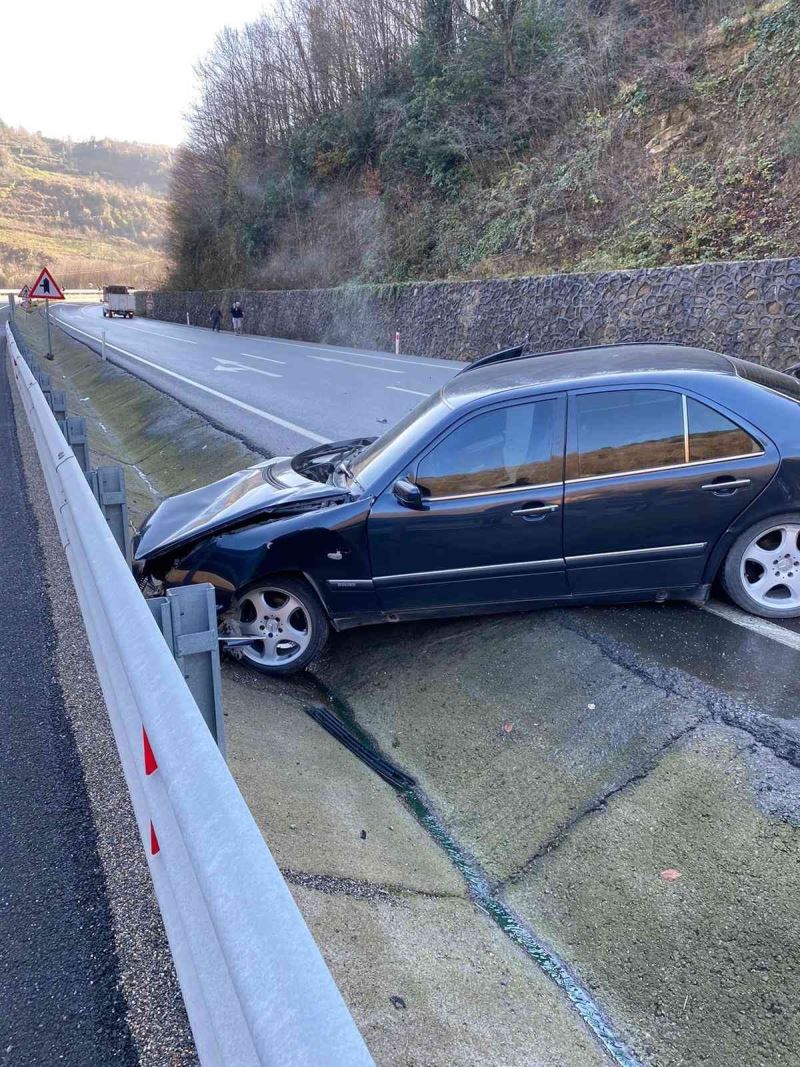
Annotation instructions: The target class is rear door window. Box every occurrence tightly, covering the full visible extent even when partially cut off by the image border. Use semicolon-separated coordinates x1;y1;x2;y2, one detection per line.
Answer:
573;390;685;479
686;398;761;461
415;400;561;499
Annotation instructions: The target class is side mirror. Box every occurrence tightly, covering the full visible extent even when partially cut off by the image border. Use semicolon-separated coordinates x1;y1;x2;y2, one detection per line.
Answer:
392;478;426;510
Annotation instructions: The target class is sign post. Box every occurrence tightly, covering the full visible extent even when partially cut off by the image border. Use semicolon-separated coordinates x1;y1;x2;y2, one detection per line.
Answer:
14;283;31;323
29;268;65;360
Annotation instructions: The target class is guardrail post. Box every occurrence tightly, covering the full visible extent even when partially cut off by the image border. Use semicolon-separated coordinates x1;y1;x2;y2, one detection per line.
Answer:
49;389;67;434
87;466;132;565
36;371;53;408
147;584;225;756
64;416;90;472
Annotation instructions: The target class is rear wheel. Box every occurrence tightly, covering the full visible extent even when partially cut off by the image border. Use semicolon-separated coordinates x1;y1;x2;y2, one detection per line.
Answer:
223;576;329;676
722;514;800;618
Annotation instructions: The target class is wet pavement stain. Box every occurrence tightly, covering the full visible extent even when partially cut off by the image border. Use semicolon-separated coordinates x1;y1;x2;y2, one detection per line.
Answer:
306;675;642;1067
565;602;800;720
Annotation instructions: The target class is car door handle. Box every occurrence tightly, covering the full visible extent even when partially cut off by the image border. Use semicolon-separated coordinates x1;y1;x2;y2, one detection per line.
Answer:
512;503;560;516
700;478;751;494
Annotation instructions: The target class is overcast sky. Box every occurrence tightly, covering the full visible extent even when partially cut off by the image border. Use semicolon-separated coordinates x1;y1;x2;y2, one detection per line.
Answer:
0;0;269;146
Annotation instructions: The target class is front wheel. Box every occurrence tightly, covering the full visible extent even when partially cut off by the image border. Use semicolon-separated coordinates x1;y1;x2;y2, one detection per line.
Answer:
223;576;329;676
722;514;800;618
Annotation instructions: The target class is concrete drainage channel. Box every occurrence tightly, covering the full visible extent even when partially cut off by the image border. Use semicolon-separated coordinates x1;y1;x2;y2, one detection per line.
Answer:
305;686;640;1067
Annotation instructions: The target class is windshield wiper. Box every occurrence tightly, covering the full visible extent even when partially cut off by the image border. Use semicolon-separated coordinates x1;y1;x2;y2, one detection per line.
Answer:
332;457;363;493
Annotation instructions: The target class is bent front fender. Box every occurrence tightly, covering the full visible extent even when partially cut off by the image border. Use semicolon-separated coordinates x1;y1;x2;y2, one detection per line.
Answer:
162;498;378;617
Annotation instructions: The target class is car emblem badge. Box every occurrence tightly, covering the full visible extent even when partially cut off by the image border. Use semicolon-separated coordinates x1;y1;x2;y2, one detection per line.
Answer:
327;550;344;561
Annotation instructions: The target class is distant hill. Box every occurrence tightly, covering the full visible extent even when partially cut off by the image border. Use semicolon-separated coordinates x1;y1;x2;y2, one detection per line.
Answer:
0;123;172;289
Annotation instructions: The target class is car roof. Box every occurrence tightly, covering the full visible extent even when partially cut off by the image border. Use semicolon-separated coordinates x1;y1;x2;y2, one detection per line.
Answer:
442;343;735;407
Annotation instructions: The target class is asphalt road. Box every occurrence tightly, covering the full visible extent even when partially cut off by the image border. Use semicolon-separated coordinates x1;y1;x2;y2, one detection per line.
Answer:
0;345;136;1066
54;304;459;456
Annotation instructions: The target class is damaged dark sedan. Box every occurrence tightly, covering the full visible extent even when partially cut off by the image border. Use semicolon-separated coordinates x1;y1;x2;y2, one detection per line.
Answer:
134;342;800;675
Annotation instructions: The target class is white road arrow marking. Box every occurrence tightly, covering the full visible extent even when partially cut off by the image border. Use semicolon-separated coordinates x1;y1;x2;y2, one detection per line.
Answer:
54;317;322;442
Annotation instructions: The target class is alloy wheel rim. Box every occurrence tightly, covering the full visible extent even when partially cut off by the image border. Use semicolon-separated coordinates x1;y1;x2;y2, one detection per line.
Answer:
234;586;312;666
740;523;800;609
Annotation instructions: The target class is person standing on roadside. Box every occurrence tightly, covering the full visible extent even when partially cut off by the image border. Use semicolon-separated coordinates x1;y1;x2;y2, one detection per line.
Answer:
230;300;244;335
210;304;222;332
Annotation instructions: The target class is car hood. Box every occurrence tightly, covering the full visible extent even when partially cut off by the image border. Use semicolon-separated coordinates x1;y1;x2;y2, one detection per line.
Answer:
134;456;349;561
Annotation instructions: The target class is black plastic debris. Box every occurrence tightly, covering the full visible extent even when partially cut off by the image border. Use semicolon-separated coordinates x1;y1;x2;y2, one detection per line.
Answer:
304;704;417;790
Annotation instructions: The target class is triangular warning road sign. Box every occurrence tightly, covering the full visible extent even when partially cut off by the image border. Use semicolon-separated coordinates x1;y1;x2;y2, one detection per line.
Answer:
17;283;30;299
30;267;65;300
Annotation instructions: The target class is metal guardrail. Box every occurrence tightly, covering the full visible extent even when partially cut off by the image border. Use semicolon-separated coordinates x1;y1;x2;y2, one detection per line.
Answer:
5;323;374;1067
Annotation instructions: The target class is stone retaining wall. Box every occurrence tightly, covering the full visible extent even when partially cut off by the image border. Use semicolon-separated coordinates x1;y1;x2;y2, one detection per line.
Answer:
138;256;800;368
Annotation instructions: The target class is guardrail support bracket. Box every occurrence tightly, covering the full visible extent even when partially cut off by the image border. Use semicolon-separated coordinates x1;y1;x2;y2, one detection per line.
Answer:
87;466;132;565
64;416;90;472
148;584;225;756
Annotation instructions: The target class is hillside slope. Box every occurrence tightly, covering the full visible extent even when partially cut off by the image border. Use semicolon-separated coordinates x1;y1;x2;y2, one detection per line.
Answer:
170;0;800;291
0;124;171;288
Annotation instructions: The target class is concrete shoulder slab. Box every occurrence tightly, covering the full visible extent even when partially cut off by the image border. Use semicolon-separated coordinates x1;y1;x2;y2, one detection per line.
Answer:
290;885;610;1067
504;723;800;1067
316;612;709;883
223;664;465;897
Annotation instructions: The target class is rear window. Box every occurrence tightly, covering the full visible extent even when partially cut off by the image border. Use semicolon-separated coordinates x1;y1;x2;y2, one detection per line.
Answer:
728;357;800;402
686;398;760;461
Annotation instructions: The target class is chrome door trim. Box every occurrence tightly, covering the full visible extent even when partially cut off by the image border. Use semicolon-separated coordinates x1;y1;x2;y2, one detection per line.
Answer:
681;393;690;463
564;450;763;487
566;542;707;565
425;480;563;503
373;557;564;586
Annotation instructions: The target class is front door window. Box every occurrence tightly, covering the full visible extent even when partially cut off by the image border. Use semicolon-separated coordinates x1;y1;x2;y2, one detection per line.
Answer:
415;399;561;498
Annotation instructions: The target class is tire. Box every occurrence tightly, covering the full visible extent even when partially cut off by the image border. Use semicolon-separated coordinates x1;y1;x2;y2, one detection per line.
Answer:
223;576;329;676
722;513;800;618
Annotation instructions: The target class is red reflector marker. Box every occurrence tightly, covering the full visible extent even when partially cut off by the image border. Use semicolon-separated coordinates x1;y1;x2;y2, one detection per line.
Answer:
150;822;160;856
143;727;158;775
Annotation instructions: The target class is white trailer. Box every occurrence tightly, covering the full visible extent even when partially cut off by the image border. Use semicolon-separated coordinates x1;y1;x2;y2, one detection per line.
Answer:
102;285;135;319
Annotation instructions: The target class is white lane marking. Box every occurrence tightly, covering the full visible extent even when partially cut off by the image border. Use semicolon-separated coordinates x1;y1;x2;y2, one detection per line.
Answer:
243;333;453;370
703;600;800;652
54;317;327;444
241;352;286;365
158;333;198;345
387;385;429;397
312;355;402;375
285;343;454;373
214;357;280;379
117;323;198;345
327;349;455;371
